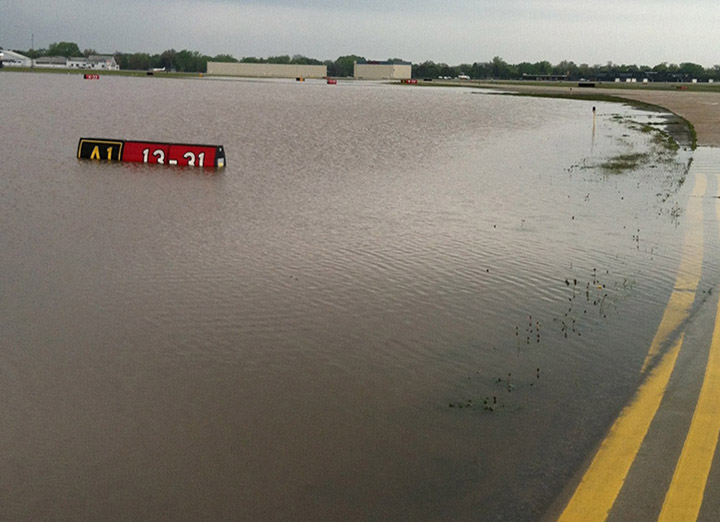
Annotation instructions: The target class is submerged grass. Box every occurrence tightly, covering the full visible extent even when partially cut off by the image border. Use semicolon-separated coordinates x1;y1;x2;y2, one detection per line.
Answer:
600;153;650;173
628;121;680;153
571;109;690;175
686;120;698;150
652;129;680;153
599;117;686;173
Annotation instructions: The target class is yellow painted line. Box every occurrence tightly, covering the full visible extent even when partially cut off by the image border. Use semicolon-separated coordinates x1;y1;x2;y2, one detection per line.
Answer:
558;334;685;522
559;173;706;521
640;291;696;374
658;197;720;522
641;174;705;373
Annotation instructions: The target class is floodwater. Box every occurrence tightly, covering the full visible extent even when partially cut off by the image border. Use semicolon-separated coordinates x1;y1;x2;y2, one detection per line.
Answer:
0;72;697;520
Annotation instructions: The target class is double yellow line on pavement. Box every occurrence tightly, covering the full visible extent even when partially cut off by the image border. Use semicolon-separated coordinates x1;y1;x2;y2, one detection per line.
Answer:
659;224;720;520
559;174;715;521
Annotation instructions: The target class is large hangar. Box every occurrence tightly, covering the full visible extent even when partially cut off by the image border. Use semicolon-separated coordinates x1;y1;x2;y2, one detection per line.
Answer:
353;60;412;80
206;62;327;78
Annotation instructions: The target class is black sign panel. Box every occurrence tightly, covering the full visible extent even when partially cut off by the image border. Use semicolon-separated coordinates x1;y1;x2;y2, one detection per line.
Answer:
77;138;124;161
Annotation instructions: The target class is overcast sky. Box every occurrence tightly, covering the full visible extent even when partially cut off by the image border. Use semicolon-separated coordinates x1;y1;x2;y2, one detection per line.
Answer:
2;0;719;66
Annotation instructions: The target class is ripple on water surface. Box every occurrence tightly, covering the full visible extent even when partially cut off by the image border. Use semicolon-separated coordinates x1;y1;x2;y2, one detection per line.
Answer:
0;74;696;521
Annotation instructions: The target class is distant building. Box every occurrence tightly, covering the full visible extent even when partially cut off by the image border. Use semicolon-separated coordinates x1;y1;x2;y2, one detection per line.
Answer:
67;55;119;70
67;57;87;69
31;55;119;70
353;60;412;80
206;62;327;78
87;55;119;70
613;72;637;83
34;56;69;68
0;50;32;67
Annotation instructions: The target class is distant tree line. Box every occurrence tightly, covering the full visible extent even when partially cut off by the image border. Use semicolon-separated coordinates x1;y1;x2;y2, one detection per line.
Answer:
414;56;720;82
7;42;368;76
7;42;720;82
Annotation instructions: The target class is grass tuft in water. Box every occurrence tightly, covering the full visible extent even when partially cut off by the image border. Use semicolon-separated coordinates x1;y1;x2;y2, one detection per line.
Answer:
600;152;650;173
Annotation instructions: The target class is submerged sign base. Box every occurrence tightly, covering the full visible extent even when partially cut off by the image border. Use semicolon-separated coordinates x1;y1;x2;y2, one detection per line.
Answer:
77;138;225;169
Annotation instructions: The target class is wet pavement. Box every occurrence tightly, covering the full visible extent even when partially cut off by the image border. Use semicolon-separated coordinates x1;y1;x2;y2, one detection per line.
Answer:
478;82;720;147
545;147;720;521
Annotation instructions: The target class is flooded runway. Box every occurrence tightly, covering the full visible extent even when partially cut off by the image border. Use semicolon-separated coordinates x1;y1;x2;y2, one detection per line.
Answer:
554;147;720;522
0;72;699;520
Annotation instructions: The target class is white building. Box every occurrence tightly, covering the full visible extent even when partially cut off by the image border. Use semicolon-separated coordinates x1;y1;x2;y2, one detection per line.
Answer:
34;55;119;70
206;62;327;78
34;56;69;68
86;55;119;70
67;57;88;69
353;60;412;80
0;50;32;67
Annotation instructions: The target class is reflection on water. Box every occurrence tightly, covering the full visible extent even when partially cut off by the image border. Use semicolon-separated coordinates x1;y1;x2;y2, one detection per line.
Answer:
0;73;695;520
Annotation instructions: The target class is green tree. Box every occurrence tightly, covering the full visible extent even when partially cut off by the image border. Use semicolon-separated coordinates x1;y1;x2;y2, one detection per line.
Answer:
470;61;492;79
333;55;364;77
554;60;578;78
47;41;81;57
578;63;594;79
173;49;209;72
149;54;163;69
173;49;192;71
267;55;291;64
414;60;440;78
290;54;322;65
664;63;681;81
652;62;669;81
439;63;455;78
679;62;706;80
711;65;720;82
114;52;129;69
126;52;152;70
159;49;176;70
325;59;338;76
516;61;537;77
212;54;238;63
491;56;511;78
457;63;473;77
535;60;552;75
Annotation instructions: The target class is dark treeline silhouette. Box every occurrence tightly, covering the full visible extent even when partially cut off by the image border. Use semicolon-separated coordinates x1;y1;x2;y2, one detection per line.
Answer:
414;56;718;82
7;42;720;81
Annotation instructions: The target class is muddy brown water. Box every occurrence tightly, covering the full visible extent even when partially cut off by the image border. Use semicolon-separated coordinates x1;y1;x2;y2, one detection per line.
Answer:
0;72;702;521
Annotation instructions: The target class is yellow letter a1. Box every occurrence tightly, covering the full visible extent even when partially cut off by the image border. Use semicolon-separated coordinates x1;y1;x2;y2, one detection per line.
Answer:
90;146;101;160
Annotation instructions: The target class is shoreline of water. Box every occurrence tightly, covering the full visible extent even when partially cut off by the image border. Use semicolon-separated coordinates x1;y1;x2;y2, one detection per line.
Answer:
467;81;703;148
